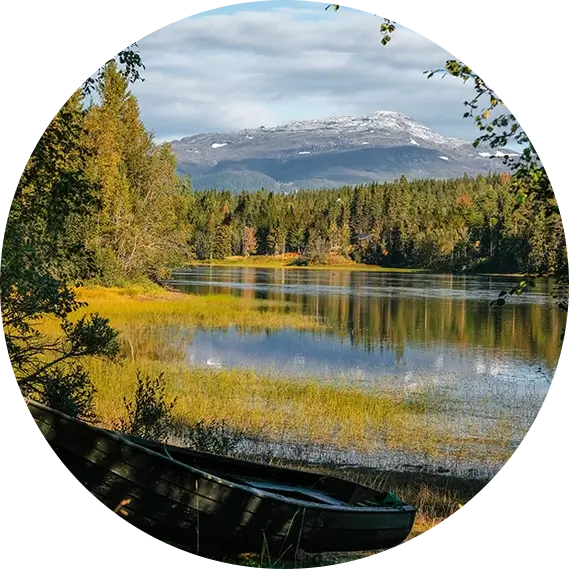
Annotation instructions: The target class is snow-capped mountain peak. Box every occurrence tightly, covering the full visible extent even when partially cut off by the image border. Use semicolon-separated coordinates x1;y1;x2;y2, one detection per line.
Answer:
170;110;517;193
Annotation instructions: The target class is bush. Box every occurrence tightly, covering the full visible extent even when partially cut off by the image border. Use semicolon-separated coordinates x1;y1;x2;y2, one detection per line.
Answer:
290;238;351;266
115;371;241;454
116;371;178;442
39;365;97;421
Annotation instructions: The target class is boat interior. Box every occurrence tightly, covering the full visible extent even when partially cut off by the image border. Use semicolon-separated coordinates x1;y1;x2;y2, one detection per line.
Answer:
134;437;392;508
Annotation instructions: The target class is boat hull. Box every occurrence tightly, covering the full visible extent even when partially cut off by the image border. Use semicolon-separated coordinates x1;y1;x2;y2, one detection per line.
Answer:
28;401;416;555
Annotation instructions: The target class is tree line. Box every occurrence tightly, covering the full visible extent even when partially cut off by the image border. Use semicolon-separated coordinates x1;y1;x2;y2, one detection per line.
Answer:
186;175;566;275
6;60;564;297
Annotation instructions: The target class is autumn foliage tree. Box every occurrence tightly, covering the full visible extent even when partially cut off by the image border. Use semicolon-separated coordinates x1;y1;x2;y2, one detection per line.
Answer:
83;62;191;284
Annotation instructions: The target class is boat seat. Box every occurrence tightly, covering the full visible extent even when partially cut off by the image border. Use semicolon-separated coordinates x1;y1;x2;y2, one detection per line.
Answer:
242;479;347;505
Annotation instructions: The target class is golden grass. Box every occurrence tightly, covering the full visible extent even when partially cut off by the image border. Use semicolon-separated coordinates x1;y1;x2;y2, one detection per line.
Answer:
74;286;326;331
84;356;437;453
35;284;517;465
83;355;513;465
193;254;422;273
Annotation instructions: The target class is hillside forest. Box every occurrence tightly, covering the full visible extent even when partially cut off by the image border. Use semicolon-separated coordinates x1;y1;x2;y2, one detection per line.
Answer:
6;62;566;287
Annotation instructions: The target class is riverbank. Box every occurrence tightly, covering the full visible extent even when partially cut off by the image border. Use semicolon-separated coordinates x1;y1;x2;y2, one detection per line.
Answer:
188;254;533;278
37;285;525;473
190;254;422;272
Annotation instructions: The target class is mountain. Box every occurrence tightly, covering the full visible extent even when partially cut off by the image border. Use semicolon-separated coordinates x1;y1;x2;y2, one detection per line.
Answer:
170;111;518;192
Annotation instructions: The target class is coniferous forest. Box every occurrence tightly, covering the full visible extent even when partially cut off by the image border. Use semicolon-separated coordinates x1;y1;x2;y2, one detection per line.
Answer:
187;176;566;275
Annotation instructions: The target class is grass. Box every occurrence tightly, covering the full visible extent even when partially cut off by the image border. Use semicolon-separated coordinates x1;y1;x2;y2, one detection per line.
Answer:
84;357;443;454
74;285;326;332
30;283;515;566
36;285;520;465
193;254;423;273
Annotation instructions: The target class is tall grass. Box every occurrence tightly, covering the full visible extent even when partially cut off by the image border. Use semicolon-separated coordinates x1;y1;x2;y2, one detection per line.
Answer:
35;285;521;468
75;286;326;331
82;356;515;466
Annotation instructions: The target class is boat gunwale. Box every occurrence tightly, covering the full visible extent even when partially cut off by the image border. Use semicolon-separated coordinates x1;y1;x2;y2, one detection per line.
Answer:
28;400;416;515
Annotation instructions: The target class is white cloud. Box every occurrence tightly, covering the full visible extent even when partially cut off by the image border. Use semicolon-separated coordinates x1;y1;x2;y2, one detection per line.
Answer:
132;1;488;141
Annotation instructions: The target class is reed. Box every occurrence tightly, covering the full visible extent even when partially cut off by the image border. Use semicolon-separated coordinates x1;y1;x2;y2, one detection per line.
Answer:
83;355;515;467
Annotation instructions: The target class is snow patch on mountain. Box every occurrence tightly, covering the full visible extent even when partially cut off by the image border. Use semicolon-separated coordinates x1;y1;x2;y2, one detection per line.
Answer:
272;110;450;148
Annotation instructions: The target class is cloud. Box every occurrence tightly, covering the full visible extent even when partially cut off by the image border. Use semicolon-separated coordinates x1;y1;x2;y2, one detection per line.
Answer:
131;1;482;141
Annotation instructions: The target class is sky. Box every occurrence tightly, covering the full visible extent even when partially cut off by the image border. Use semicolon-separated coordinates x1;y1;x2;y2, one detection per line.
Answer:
130;0;483;142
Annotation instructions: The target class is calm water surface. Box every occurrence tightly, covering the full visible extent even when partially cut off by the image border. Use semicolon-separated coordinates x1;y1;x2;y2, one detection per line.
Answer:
165;266;566;474
168;266;564;393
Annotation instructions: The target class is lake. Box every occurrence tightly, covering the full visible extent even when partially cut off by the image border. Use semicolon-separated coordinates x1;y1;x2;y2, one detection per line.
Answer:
166;266;564;474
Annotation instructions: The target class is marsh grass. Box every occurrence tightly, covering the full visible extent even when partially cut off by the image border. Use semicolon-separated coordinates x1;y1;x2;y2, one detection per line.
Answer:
83;357;439;453
82;356;516;468
75;286;326;331
34;285;523;468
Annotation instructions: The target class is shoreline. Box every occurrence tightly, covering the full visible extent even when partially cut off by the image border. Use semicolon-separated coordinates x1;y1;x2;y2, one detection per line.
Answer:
185;256;531;278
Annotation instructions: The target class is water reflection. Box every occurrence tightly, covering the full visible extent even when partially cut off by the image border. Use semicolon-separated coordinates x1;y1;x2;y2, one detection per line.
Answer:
168;267;564;386
163;267;568;471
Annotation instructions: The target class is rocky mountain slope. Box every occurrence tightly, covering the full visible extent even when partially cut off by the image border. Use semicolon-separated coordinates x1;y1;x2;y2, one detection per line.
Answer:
170;111;517;192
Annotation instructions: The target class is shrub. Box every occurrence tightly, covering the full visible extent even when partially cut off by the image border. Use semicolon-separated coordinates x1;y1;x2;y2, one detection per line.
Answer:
40;365;97;421
116;371;178;442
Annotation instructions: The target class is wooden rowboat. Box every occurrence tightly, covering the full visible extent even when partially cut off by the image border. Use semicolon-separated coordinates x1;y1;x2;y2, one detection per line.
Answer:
28;400;416;556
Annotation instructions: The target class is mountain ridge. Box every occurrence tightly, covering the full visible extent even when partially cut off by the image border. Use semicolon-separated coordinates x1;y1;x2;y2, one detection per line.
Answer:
170;111;517;192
